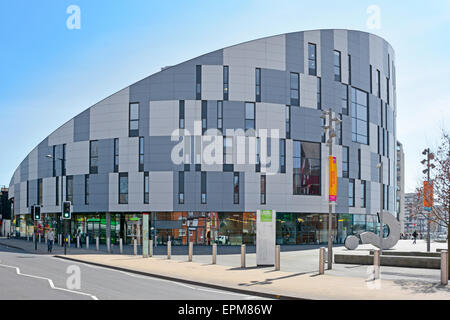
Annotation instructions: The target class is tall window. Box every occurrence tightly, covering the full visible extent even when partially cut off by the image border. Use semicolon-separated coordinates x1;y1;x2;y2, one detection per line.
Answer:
139;137;144;172
255;68;261;102
358;148;361;179
52;145;56;177
119;173;128;204
245;102;255;131
129;103;139;137
280;139;286;173
55;176;59;206
66;175;73;203
308;43;317;76
321;117;326;143
85;174;90;205
260;175;266;204
337;114;343;145
223;66;229;100
386;77;390;104
233;172;239;204
293;141;321;195
26;181;29;207
144;172;149;204
348;54;352;85
223;136;233;172
89;140;99;174
256;137;261;173
37;178;43;205
201;100;207;135
351;87;369;144
376;69;381;98
341;84;348;115
290;73;299;106
114;138;119;172
348;179;355;207
361;180;366;208
342;146;349;178
285;105;291;139
196;65;202;100
370;65;373;94
201;172;207;204
217;101;223;133
317;77;321;110
62;144;66;176
179;100;185;129
178;172;184;204
334;50;341;82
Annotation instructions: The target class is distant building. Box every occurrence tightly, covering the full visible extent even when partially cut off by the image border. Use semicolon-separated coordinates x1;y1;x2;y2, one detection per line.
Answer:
396;141;405;233
0;187;11;236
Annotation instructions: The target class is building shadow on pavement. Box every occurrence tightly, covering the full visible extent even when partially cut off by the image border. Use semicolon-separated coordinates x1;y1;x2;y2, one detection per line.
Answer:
393;279;450;294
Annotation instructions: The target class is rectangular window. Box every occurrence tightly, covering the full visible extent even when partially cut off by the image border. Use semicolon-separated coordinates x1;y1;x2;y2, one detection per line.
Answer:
201;172;207;204
52;145;56;177
66;175;73;203
280;139;286;173
196;65;202;100
119;173;128;204
114;138;119;173
223;136;234;172
341;84;348;115
376;69;381;98
285;105;291;139
217;101;223;133
337;114;343;145
321;117;326;143
351;87;369;144
139;137;144;172
370;65;373;94
293;141;321;195
290;73;299;106
382;129;386;156
179;100;185;129
386;77;390;104
62;144;66;176
201;100;207;135
308;43;317;76
382;184;386;210
334;50;341;82
261;175;266;204
223;66;229;101
178;172;184;204
384;103;388;128
255;68;261;102
85;174;90;205
26;181;29;207
348;179;355;207
342;146;349;178
256;137;261;173
55;176;59;206
377;126;381;154
37;178;43;206
233;172;239;204
361;180;366;208
129;103;139;137
358;148;361;179
144;172;149;204
89;140;99;174
380;101;384;128
348;54;352;85
245;102;255;131
317;77;321;109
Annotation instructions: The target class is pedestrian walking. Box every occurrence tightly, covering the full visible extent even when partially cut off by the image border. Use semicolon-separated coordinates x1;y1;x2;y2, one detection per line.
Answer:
47;228;55;253
412;230;417;244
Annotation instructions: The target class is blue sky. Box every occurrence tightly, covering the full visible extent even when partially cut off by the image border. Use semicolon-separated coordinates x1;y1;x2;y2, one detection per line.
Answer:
0;0;449;192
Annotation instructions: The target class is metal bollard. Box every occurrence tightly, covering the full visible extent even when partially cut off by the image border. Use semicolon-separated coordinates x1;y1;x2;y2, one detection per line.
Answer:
134;239;137;255
96;237;99;251
167;241;171;259
373;249;381;280
86;236;89;249
149;240;153;257
188;242;193;262
107;237;111;253
212;244;217;265
119;238;123;254
77;236;80;249
275;245;280;271
441;250;448;285
241;244;246;268
319;247;325;274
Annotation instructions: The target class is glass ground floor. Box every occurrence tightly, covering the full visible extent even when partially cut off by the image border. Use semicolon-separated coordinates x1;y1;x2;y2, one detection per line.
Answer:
12;212;386;246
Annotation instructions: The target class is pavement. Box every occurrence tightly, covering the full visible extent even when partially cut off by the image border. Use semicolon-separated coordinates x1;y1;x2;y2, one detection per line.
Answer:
1;238;449;300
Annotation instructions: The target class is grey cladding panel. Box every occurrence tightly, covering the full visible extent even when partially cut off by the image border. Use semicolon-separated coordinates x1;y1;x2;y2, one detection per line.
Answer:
74;109;90;142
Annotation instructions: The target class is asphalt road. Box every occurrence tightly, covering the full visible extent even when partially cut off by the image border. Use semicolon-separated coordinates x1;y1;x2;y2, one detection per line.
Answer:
0;244;267;300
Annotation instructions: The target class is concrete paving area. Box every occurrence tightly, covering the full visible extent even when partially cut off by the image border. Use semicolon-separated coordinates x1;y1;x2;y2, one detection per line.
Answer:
1;238;449;299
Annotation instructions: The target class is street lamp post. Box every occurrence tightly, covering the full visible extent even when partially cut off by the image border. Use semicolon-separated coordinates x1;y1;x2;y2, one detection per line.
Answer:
421;148;435;252
46;154;66;255
321;108;342;270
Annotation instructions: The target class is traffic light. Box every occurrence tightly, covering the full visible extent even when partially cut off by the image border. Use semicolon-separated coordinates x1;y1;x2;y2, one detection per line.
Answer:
33;206;41;220
63;201;71;219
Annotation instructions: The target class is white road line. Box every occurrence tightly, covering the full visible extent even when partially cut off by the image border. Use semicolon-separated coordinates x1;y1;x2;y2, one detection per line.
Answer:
0;260;99;300
50;256;260;299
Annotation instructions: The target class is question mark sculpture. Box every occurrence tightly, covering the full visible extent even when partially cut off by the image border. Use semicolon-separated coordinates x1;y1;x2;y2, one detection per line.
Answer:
344;211;400;250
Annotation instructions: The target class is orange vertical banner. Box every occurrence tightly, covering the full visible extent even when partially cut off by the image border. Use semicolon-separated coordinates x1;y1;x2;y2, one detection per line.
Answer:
423;181;433;210
329;156;337;202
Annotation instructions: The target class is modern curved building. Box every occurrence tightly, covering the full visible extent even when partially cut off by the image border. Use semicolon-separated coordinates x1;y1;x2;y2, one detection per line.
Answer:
8;29;398;246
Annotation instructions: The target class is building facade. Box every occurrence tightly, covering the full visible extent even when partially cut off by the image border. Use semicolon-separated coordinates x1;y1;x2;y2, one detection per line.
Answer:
0;187;11;237
8;29;398;246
